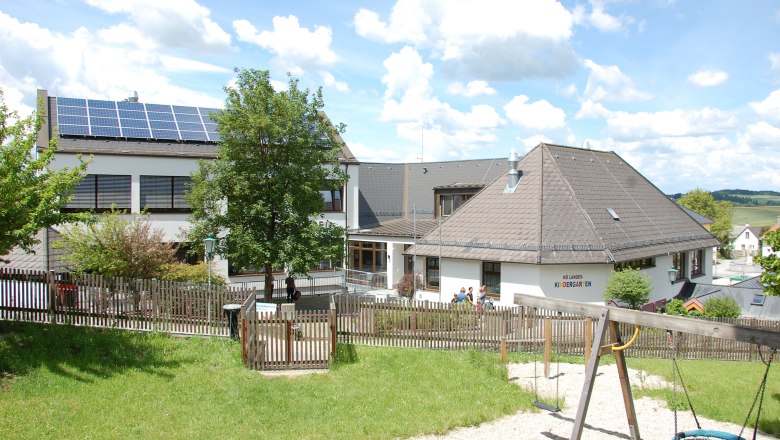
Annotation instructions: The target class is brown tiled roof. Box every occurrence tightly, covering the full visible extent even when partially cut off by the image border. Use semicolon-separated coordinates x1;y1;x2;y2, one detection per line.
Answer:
409;143;719;264
352;218;439;238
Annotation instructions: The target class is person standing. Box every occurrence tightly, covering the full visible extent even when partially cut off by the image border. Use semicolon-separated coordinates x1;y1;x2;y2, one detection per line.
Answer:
285;274;296;303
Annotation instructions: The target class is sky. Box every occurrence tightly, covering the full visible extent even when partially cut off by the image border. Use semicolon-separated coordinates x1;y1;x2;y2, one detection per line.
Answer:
1;0;779;194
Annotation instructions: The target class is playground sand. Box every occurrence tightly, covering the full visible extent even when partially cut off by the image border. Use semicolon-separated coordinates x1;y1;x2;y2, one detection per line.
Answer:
407;362;777;440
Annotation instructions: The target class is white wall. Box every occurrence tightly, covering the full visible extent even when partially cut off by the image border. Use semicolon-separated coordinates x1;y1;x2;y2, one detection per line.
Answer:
440;259;481;302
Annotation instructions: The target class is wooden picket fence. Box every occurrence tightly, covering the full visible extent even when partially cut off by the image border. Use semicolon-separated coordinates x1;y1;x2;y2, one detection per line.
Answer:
0;267;251;336
240;294;335;370
331;295;780;361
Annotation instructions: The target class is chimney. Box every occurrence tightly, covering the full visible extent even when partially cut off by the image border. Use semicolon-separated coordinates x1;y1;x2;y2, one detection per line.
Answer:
128;91;139;103
503;149;522;194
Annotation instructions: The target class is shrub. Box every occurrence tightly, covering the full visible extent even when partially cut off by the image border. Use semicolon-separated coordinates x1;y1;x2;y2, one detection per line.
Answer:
665;299;687;316
703;296;741;318
395;272;424;298
603;268;652;309
159;262;226;286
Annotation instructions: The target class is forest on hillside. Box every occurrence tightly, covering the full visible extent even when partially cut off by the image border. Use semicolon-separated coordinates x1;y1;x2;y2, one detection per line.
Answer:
669;189;780;206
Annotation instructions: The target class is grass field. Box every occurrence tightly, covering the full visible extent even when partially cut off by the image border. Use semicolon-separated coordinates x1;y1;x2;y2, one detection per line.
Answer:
1;321;778;439
733;206;780;228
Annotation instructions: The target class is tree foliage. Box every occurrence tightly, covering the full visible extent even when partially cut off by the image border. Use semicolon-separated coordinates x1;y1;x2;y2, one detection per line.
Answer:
0;89;89;261
603;268;652;309
186;69;348;301
664;298;687;316
676;188;733;254
55;210;176;279
754;229;780;296
159;262;226;286
703;296;741;318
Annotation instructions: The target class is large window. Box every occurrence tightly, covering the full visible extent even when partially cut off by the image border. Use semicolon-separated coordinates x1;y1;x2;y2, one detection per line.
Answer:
62;174;131;212
672;252;687;281
614;257;655;271
433;185;483;218
140;176;192;212
349;241;387;273
482;261;501;294
439;194;473;217
321;188;343;212
690;249;704;277
425;257;439;290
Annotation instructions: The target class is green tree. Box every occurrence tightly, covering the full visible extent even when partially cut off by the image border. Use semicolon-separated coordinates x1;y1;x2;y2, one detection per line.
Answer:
159;262;226;285
186;69;347;301
0;89;89;260
754;229;780;296
603;268;652;309
703;296;741;318
676;188;733;255
664;298;687;316
55;210;176;279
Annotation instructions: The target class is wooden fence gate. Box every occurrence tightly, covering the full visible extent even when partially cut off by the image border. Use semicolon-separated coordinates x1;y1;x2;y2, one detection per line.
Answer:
241;296;336;371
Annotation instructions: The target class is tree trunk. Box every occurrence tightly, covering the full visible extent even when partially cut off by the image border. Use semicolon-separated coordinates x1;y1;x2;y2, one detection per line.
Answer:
264;264;274;302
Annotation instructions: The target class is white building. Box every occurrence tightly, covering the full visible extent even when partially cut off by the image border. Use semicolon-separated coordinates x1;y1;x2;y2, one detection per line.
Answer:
4;89;359;283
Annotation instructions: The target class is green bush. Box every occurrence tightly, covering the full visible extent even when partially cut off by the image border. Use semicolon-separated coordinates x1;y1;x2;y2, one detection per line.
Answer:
159;262;226;286
665;299;687;316
604;268;652;309
703;296;741;318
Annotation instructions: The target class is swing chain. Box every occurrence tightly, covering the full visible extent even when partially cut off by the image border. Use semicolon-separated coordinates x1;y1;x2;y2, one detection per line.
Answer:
738;347;776;440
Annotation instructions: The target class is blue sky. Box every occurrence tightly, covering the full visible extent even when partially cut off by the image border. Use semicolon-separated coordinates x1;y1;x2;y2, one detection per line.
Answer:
1;0;779;194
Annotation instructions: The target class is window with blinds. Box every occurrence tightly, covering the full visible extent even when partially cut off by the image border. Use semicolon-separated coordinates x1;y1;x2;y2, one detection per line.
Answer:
140;176;192;212
62;174;131;212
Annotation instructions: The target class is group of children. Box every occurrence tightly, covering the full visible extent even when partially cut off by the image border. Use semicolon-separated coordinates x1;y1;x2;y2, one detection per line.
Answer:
451;285;492;310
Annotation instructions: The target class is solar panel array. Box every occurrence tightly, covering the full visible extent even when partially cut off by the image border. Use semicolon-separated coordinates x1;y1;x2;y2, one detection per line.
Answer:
56;97;221;142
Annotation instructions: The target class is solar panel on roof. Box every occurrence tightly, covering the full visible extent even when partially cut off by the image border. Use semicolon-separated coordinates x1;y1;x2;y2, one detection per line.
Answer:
55;96;220;143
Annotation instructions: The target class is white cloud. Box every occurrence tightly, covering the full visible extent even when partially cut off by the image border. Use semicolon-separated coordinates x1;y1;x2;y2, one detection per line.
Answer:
86;0;231;53
446;80;496;97
575;99;614;120
379;46;503;159
740;121;780;147
572;0;629;33
0;11;223;114
348;141;403;162
583;59;652;102
606;108;738;141
503;95;566;131
320;72;349;92
354;0;430;44
750;89;780;120
687;69;729;87
159;55;230;73
233;16;339;73
356;0;579;81
769;52;780;71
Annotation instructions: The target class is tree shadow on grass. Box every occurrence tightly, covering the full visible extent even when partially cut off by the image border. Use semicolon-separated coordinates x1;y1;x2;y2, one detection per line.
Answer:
0;321;182;383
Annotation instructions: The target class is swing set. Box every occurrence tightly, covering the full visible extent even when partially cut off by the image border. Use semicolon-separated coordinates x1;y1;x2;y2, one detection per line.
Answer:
514;293;780;440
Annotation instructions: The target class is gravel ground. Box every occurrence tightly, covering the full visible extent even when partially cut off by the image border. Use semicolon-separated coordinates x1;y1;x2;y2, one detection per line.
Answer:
408;362;777;440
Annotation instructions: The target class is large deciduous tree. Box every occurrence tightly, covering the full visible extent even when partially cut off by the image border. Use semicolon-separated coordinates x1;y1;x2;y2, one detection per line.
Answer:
603;268;652;309
754;229;780;296
186;69;347;301
676;188;733;254
0;89;89;261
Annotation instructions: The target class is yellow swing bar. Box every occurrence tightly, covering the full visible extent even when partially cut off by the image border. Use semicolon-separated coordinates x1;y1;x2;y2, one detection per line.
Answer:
612;325;641;351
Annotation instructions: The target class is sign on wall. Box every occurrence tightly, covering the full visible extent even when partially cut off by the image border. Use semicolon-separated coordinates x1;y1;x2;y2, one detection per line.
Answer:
554;274;592;288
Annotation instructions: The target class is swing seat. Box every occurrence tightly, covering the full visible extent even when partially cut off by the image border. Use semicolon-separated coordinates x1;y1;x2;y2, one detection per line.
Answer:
674;429;746;440
532;401;560;412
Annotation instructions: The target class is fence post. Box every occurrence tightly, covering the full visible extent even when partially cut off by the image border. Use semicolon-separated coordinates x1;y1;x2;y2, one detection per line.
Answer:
544;317;552;377
47;270;57;324
585;317;593;370
501;336;507;363
330;300;337;357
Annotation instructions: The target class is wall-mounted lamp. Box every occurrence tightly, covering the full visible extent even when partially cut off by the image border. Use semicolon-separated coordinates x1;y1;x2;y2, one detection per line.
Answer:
667;267;679;285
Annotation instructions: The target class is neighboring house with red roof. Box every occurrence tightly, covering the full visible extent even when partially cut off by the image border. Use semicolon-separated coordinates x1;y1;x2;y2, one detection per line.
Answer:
407;143;719;305
762;217;780;257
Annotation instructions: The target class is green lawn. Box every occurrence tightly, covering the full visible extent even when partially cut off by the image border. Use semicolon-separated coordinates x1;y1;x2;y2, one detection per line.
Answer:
733;206;780;228
2;321;778;439
0;321;530;439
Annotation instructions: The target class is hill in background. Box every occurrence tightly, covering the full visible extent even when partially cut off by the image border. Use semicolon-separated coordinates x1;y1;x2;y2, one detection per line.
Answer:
669;189;780;229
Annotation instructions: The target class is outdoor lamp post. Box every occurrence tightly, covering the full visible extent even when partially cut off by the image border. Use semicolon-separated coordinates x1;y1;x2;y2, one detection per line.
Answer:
204;236;216;286
667;267;679;285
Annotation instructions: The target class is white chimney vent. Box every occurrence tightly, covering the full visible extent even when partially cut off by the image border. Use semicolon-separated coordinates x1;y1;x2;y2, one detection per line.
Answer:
503;149;522;194
128;91;139;103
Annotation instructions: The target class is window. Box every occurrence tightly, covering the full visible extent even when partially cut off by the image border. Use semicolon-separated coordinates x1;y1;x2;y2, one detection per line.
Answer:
62;174;131;212
751;294;765;306
140;176;192;212
614;257;655;271
438;194;474;217
690;249;704;277
425;257;439;290
349;241;387;273
745;231;750;239
672;252;687;280
321;188;343;212
482;261;501;294
433;185;483;218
